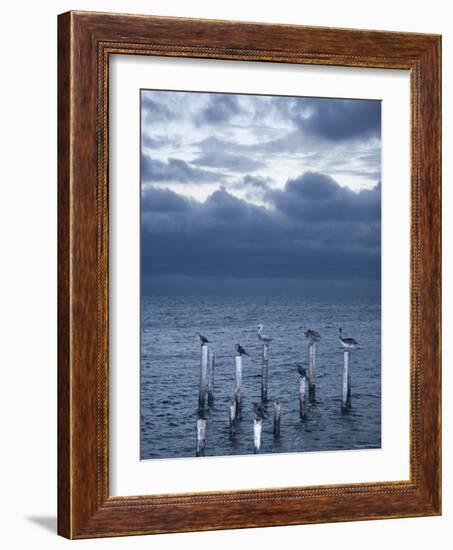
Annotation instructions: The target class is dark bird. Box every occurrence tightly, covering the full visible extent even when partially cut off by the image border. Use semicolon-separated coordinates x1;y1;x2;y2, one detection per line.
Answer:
297;365;307;378
257;324;272;342
235;344;248;356
304;329;321;343
253;402;268;419
339;328;359;350
197;332;209;346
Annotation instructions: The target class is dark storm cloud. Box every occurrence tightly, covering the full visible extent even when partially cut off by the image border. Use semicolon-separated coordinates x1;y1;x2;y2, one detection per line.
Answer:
142;186;193;213
196;94;242;124
141;173;380;288
141;153;227;184
239;98;381;155
294;98;381;141
269;172;380;223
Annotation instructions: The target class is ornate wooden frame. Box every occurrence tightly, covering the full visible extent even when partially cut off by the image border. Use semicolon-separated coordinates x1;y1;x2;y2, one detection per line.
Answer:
58;11;441;539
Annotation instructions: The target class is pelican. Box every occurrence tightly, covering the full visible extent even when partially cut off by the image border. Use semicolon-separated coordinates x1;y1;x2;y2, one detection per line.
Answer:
253;402;268;419
197;332;209;346
339;328;359;350
235;344;248;356
297;365;307;378
304;329;321;343
257;324;272;342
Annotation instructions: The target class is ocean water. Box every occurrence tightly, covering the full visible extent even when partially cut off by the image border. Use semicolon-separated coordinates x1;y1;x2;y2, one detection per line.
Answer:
140;295;381;459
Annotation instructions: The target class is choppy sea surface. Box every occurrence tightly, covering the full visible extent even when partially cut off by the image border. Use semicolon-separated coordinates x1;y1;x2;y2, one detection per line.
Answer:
140;295;381;459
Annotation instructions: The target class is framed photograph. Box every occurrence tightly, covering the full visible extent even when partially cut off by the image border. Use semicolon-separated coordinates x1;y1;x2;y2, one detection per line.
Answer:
58;11;441;539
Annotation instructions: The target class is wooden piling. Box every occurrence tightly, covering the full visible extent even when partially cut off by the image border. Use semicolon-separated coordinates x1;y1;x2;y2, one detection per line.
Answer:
261;342;269;402
308;342;316;402
342;350;352;412
235;355;243;420
196;418;206;457
228;399;237;439
273;401;282;438
299;373;307;419
207;348;215;406
253;418;262;453
199;344;208;410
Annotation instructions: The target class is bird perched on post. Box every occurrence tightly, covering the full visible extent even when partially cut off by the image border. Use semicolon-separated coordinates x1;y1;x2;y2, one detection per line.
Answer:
197;332;209;346
235;344;248;356
253;402;268;420
304;329;321;343
257;324;272;342
297;365;308;378
338;328;359;350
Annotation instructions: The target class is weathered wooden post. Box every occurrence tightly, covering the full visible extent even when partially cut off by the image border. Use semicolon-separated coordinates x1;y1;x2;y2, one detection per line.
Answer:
342;350;352;412
253;418;262;453
299;370;308;419
207;348;215;406
228;399;237;439
196;418;206;456
261;342;269;402
308;341;316;402
273;401;282;438
198;344;208;410
235;354;243;420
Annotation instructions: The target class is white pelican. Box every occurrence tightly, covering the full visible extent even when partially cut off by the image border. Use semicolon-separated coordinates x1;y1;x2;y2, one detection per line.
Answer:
339;328;359;350
257;324;272;342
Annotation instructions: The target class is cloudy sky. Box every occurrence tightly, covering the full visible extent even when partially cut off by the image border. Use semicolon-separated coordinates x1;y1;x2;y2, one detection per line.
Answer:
141;90;381;297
